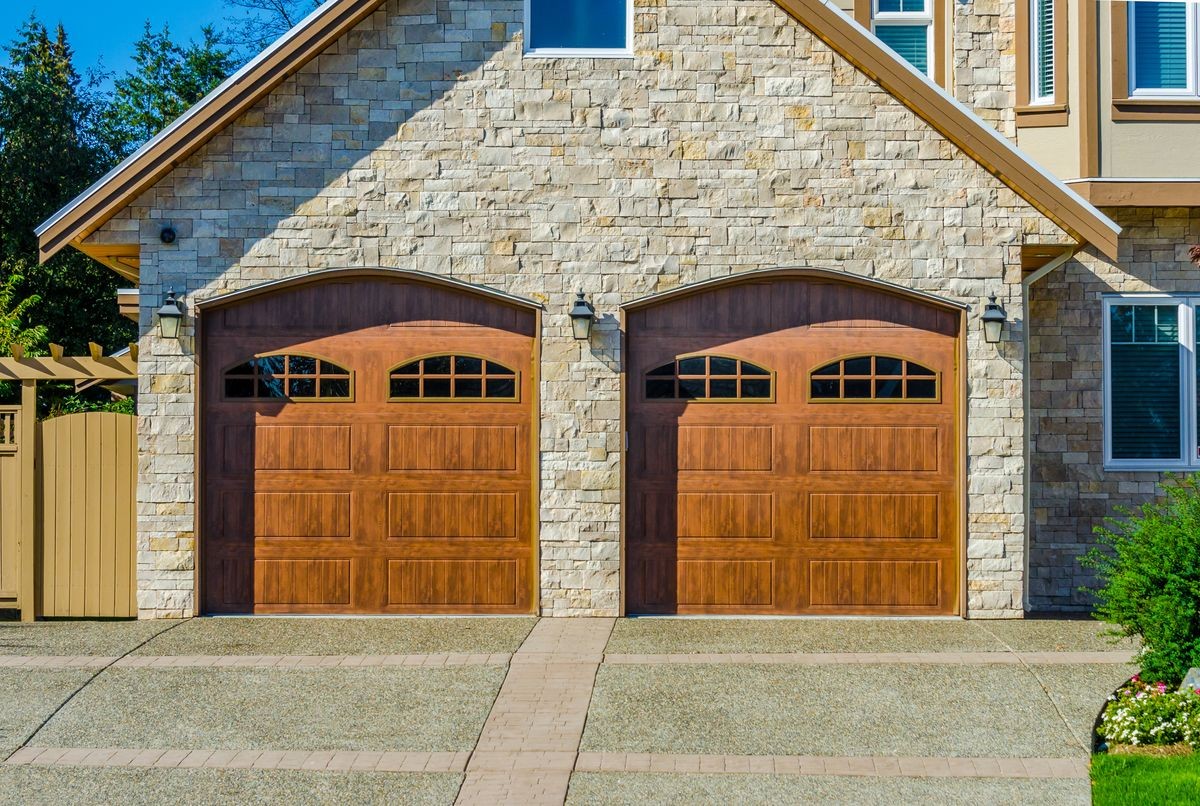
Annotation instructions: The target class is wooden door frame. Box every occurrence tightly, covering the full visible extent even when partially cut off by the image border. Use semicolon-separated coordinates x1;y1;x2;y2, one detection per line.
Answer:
192;267;545;616
619;267;969;618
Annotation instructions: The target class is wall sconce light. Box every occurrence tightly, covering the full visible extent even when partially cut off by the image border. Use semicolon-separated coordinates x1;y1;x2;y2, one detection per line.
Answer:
160;226;177;245
157;289;185;340
569;291;596;341
982;295;1007;344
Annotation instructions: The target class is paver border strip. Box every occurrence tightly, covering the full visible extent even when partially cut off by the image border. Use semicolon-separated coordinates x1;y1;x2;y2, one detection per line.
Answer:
0;653;511;670
6;746;471;773
602;651;1135;665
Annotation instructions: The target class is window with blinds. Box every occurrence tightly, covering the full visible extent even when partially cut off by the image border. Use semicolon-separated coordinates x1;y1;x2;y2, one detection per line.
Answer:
1128;2;1197;96
873;0;933;77
1030;0;1055;103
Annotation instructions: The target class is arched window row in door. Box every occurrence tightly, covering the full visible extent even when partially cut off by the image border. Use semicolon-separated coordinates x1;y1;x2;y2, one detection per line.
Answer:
645;355;774;401
222;353;520;402
810;355;939;401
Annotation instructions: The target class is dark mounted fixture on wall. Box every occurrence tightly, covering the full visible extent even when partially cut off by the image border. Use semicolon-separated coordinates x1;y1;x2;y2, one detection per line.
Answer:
569;291;596;341
157;289;185;339
160;226;177;245
982;296;1007;344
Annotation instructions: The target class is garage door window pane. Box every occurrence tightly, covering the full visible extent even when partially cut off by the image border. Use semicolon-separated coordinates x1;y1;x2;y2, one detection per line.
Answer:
1108;304;1182;461
810;356;939;401
389;355;518;401
644;356;774;401
224;353;351;400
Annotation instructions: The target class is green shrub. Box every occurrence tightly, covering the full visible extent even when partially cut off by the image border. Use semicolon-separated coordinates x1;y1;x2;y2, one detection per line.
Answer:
1082;475;1200;686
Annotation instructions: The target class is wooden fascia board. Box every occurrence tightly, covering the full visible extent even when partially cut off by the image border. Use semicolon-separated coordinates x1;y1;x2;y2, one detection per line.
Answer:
73;241;141;283
36;0;388;263
1068;180;1200;208
769;0;1120;260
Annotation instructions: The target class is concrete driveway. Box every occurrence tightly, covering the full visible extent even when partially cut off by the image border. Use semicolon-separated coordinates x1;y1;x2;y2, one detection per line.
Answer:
0;617;1134;805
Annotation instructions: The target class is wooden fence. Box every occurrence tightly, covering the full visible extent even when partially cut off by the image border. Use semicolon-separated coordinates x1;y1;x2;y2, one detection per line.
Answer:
0;351;139;620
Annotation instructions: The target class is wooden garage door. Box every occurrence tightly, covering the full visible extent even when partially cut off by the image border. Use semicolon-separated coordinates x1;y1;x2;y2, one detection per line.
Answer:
626;273;961;615
201;274;536;614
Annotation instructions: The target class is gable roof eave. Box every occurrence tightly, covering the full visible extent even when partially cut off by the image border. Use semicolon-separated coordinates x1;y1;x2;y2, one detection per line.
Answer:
771;0;1119;259
36;0;1121;265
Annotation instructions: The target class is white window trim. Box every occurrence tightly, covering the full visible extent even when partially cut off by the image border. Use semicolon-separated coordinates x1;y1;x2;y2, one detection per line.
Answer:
1128;2;1200;99
872;0;935;78
523;0;635;58
1030;0;1056;105
1102;294;1196;471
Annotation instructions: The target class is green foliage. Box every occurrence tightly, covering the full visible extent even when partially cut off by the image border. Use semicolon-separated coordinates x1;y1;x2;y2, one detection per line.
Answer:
1092;753;1200;806
1083;475;1200;685
98;23;235;160
45;391;136;418
0;268;46;354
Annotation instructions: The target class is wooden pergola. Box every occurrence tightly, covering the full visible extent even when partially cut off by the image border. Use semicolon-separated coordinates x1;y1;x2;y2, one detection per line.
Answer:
0;344;138;621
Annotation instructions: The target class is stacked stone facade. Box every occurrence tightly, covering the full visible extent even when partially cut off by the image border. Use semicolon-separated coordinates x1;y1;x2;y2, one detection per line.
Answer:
86;0;1071;619
1028;209;1200;611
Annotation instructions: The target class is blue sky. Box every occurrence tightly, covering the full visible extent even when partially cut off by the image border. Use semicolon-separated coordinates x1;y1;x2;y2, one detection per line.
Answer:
0;0;230;80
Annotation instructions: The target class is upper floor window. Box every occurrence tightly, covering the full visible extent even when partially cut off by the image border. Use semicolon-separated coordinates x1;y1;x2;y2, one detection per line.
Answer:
1129;2;1198;97
1102;296;1200;469
1030;0;1056;104
872;0;934;77
224;355;352;400
645;356;774;401
525;0;632;57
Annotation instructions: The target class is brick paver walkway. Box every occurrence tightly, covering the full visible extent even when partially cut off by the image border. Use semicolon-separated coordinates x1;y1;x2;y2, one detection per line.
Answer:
456;618;615;805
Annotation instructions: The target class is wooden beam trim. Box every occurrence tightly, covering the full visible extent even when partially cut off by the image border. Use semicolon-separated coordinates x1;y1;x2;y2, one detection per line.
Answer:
0;357;138;382
1068;181;1200;207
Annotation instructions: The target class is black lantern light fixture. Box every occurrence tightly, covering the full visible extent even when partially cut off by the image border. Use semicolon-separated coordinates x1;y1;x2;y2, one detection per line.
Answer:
569;291;596;340
157;289;185;340
982;295;1007;344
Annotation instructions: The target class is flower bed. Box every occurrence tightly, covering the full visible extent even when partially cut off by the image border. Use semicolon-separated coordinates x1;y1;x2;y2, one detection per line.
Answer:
1098;676;1200;751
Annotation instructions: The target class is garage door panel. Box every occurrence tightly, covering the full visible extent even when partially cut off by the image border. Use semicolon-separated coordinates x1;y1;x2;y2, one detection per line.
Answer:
677;425;774;472
646;492;775;539
678;560;774;607
809;425;941;473
808;560;942;609
255;424;353;471
387;492;519;539
388;424;519;471
387;559;518;606
254;492;352;539
255;559;352;605
809;493;940;540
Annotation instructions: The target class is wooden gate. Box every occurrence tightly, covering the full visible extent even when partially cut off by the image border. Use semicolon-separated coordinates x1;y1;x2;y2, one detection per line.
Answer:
0;348;139;620
37;413;137;618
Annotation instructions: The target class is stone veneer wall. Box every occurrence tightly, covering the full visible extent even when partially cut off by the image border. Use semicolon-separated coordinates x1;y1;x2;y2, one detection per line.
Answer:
952;0;1017;138
1028;208;1200;611
85;0;1070;619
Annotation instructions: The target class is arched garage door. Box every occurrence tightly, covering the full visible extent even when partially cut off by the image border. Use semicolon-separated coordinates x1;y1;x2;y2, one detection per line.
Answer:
201;271;537;614
626;271;962;615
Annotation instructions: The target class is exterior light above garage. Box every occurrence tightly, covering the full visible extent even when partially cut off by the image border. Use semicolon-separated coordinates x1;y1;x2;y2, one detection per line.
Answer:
569;291;596;340
157;289;185;340
982;296;1007;344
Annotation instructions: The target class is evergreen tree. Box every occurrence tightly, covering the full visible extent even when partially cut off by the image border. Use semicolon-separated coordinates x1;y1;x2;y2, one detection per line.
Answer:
99;23;235;159
0;17;131;355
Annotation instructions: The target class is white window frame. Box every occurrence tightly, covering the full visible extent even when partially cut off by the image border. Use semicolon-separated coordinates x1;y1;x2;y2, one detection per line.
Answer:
1030;0;1056;105
1102;294;1198;470
872;0;935;78
1128;1;1200;99
523;0;634;59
